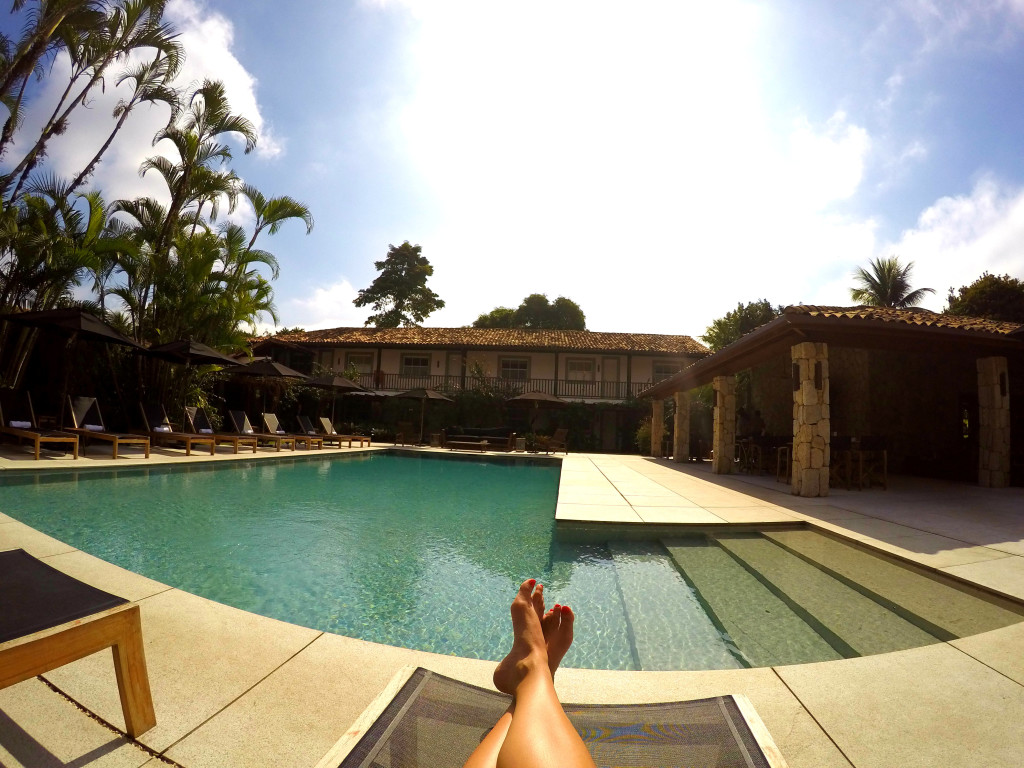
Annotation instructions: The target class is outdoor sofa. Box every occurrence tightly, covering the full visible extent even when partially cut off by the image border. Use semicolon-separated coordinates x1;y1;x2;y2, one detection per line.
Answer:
442;426;516;452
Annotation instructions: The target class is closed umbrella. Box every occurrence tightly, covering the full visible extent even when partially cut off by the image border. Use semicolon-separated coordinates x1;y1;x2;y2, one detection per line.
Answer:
309;374;368;422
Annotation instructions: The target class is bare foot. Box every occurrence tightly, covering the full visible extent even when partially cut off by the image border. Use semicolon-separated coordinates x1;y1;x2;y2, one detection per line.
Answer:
530;583;576;678
493;579;550;695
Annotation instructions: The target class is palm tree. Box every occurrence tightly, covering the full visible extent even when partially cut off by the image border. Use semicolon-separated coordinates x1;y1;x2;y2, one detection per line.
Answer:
850;256;935;308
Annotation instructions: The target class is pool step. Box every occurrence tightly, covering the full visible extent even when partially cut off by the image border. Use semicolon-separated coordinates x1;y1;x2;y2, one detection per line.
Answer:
608;541;742;671
663;538;843;667
713;533;939;657
763;530;1024;639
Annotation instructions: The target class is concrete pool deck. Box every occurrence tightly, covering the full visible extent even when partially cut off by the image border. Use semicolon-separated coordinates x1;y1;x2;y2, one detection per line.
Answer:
0;445;1022;767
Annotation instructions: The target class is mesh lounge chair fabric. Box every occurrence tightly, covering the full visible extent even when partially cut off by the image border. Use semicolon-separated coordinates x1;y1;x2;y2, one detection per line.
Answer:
322;668;785;768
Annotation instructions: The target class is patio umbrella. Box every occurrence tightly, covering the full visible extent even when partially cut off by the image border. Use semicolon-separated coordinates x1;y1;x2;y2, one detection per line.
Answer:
146;339;238;366
395;387;453;444
0;309;146;425
223;358;309;412
309;374;368;422
507;390;567;431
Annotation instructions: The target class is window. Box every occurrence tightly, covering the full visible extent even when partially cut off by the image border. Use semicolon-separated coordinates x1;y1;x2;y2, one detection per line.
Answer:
345;352;374;374
566;359;594;381
499;357;530;380
401;355;430;376
653;360;683;383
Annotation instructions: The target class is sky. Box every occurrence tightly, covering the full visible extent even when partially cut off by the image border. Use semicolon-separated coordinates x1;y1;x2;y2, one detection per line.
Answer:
6;0;1024;339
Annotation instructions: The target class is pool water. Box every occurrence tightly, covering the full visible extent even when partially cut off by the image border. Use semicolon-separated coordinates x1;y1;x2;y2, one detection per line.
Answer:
2;453;1021;670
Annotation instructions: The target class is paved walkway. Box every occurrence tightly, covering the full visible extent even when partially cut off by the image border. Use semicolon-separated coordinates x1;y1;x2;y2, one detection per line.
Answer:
1;448;1022;767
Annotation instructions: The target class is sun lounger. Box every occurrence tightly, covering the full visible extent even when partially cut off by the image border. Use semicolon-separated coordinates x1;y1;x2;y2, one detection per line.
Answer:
138;403;215;456
0;548;156;737
319;417;371;448
315;666;787;768
297;414;346;447
0;390;78;459
229;410;295;451
263;412;322;450
185;406;258;454
535;427;569;454
67;396;150;459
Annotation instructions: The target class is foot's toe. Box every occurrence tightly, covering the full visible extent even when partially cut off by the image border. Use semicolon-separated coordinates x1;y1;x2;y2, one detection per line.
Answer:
532;582;545;620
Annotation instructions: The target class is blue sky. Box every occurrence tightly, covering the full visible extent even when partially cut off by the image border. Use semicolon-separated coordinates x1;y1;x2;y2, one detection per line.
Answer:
7;0;1024;338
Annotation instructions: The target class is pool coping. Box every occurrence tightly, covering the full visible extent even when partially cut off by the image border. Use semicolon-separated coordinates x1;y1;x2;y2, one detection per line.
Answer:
2;448;1024;768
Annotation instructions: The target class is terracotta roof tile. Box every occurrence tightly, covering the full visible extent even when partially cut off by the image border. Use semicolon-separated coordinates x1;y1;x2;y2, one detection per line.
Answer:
785;305;1023;336
253;327;709;356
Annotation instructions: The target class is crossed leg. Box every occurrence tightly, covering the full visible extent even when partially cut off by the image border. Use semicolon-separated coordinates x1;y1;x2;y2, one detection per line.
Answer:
463;579;596;768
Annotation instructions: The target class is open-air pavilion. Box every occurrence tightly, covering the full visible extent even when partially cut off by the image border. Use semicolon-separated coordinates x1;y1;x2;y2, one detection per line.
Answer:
641;306;1024;495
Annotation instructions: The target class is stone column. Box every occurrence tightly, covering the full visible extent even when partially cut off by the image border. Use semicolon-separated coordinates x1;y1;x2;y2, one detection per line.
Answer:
712;376;736;474
792;342;830;497
673;390;690;463
651;400;665;457
977;356;1010;488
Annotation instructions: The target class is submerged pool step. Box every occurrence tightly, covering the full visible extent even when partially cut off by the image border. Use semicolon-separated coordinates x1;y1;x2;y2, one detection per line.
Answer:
762;530;1024;639
608;541;742;671
714;533;939;657
663;538;843;667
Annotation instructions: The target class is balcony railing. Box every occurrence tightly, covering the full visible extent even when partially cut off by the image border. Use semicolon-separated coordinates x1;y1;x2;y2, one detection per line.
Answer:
351;373;651;401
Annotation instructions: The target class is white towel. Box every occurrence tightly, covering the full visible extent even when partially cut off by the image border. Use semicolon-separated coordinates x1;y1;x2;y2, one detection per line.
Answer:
153;425;171;433
276;429;285;435
9;420;31;429
199;428;213;434
243;428;254;434
84;424;104;432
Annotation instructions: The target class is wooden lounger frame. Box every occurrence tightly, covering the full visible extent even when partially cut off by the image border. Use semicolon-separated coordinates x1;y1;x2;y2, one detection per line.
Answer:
0;392;79;460
67;397;150;459
0;603;156;737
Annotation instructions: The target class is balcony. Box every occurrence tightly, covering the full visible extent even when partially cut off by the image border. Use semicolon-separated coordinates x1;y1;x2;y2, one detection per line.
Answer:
351;373;651;401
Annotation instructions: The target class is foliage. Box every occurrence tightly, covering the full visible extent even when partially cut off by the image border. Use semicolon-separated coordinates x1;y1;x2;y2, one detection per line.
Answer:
850;256;934;308
944;272;1024;323
473;293;586;330
273;326;306;336
354;241;444;327
635;418;651;454
701;299;782;351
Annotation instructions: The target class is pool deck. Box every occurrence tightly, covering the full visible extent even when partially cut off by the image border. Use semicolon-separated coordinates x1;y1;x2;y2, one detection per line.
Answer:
1;444;1023;767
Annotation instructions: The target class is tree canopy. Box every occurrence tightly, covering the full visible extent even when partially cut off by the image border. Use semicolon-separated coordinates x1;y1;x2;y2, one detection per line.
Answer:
701;300;782;351
472;294;586;330
850;256;935;308
945;272;1024;323
353;241;445;327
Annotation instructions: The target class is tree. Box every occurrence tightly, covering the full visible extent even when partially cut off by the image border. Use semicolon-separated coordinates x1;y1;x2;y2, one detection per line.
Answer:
354;241;444;327
945;272;1024;323
472;293;586;329
850;256;935;308
701;299;781;351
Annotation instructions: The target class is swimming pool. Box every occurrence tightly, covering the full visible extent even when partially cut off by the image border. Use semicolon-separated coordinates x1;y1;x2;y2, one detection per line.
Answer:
2;452;1021;670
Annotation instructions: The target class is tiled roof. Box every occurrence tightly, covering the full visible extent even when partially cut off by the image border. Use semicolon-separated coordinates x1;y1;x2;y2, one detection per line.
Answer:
253;327;709;356
785;305;1023;336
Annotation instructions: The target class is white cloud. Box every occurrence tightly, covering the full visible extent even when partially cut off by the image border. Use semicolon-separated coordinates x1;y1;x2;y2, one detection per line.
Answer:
883;175;1024;306
280;280;369;331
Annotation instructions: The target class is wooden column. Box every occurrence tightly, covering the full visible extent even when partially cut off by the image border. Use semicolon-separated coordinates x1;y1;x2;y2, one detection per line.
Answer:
712;375;736;474
651;399;665;457
673;390;690;463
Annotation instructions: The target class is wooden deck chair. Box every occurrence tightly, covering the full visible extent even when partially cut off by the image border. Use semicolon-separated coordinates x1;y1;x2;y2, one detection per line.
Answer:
315;667;788;768
297;414;346;448
263;412;322;450
535;427;569;454
0;391;78;459
319;417;372;448
185;406;258;454
0;549;156;738
229;410;295;451
138;403;215;456
67;396;150;459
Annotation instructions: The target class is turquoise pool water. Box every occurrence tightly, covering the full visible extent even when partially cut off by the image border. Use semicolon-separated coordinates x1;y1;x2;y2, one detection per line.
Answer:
2;453;1021;670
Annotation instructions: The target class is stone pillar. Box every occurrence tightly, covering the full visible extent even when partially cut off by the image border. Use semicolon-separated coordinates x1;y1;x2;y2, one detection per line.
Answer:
673;390;690;463
792;342;830;497
977;356;1010;488
650;399;665;458
712;376;736;474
